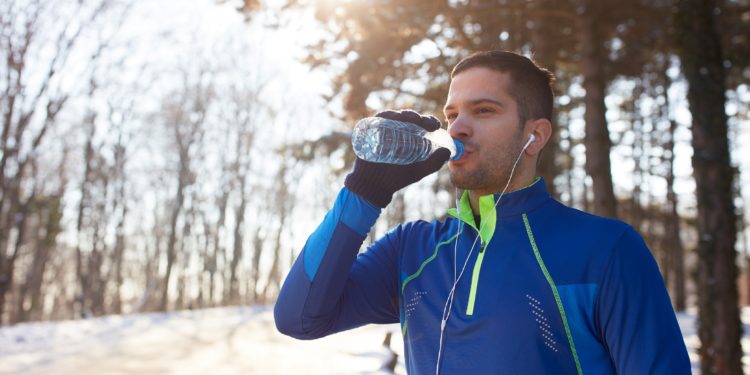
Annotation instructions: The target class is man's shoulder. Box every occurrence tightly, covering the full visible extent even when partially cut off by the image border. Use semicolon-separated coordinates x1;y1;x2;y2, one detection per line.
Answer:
545;199;632;236
531;200;649;285
536;200;643;265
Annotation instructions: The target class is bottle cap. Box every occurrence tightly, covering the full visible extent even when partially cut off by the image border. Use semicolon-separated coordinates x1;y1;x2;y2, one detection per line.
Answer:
451;139;464;161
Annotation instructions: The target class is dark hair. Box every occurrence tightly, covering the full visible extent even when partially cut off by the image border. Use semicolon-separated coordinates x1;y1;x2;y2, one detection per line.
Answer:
451;51;555;126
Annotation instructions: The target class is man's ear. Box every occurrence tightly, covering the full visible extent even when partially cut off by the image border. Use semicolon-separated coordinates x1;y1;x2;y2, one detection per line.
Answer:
524;118;552;156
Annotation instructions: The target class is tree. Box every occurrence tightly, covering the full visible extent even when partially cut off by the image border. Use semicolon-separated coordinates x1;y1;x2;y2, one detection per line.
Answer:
0;0;115;324
674;0;742;373
13;182;64;323
260;0;680;219
577;0;618;218
159;69;211;311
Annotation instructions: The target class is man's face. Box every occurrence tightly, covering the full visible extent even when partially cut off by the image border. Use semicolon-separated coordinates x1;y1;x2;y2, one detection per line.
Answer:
444;67;525;195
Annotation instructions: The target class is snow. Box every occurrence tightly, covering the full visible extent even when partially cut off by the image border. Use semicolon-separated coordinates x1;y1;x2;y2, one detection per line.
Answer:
0;306;402;375
0;306;747;374
677;308;750;374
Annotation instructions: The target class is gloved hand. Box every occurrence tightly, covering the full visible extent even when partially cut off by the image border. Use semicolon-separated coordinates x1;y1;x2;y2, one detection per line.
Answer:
345;109;451;208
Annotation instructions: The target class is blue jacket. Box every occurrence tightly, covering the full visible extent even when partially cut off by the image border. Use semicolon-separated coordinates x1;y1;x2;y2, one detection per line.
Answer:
274;179;691;374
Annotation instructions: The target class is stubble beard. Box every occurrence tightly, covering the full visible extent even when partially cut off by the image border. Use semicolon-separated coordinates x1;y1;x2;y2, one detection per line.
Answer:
449;137;524;194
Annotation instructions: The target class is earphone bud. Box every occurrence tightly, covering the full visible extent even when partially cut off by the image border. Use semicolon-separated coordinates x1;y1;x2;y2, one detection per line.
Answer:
522;134;536;151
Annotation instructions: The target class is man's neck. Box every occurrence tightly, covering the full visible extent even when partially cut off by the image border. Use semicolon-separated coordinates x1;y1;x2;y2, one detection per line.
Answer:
467;176;536;214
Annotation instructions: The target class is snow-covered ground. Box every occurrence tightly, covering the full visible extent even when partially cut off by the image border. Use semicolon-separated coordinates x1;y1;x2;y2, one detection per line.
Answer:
0;306;746;374
678;308;750;374
0;306;402;375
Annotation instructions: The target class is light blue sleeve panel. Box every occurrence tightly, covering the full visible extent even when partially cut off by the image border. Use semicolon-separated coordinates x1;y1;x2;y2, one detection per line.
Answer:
303;187;381;280
558;284;615;374
596;226;691;374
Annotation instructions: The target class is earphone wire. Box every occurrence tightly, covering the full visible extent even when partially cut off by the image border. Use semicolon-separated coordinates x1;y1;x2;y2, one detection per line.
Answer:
435;138;530;375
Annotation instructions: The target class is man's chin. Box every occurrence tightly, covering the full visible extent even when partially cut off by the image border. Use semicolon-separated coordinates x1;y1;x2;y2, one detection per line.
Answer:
449;172;474;190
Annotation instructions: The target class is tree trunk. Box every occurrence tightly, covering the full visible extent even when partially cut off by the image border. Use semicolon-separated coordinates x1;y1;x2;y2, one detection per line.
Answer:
15;195;61;322
666;119;687;312
263;164;290;302
111;141;127;314
209;191;229;306
74;123;96;318
88;223;105;316
250;226;264;303
263;219;284;303
228;182;247;305
529;0;560;198
111;211;126;314
0;177;27;325
674;0;742;373
6;192;32;323
175;231;190;311
160;180;185;312
630;99;644;231
578;0;618;219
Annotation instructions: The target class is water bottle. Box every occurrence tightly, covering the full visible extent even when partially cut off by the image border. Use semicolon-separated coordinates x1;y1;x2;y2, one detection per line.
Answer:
351;117;464;165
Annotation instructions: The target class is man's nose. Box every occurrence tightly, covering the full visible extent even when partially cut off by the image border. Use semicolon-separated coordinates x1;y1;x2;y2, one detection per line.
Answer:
448;115;472;140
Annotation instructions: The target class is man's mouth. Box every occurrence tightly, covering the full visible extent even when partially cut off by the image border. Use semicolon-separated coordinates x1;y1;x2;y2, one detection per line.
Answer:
450;149;472;164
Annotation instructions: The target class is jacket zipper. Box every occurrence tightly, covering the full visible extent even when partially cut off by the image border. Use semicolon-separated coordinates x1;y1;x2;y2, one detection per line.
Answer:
447;195;495;317
466;239;486;315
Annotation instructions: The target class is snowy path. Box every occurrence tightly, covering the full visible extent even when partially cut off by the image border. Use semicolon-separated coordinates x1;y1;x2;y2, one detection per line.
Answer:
1;305;749;374
0;306;400;375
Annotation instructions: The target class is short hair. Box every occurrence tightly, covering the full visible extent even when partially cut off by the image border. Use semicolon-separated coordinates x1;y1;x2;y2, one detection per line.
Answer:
451;51;555;126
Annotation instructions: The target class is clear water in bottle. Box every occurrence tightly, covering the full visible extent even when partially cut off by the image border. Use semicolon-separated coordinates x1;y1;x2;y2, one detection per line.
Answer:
351;117;463;165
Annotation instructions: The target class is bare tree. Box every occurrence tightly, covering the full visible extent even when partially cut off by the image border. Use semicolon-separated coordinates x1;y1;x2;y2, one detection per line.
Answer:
109;109;131;315
675;0;742;373
74;111;104;318
262;158;296;302
13;158;65;323
224;88;260;305
0;0;107;324
577;0;618;218
249;223;265;303
159;70;211;312
664;103;687;311
207;186;229;306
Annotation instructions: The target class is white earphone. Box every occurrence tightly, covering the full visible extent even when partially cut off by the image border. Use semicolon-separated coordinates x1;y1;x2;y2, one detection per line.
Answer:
523;133;536;151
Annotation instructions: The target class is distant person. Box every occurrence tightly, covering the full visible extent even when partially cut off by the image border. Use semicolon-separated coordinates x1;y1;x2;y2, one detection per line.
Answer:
274;50;690;374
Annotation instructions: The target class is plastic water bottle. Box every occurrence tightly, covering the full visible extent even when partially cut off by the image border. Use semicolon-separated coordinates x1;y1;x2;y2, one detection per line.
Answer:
351;117;464;165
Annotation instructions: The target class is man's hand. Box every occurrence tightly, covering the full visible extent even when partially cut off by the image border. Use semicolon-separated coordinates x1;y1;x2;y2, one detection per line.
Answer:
345;110;451;208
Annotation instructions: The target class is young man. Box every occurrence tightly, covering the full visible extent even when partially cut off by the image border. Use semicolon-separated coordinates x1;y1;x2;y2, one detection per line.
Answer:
274;51;690;374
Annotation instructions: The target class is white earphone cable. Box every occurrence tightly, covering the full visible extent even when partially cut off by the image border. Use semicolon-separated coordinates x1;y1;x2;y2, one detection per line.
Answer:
435;136;532;375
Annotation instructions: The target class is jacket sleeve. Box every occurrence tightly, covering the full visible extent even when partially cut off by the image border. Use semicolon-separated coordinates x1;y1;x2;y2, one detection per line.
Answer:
274;187;401;339
596;226;692;374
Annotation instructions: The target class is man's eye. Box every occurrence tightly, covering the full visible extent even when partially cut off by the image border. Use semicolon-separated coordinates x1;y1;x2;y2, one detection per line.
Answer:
477;107;493;114
446;113;457;121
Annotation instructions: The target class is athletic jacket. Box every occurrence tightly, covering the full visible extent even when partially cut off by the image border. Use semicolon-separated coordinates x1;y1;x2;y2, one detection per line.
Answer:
274;178;691;374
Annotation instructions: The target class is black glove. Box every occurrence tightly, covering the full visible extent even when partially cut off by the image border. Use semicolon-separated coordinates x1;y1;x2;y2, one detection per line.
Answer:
345;109;451;208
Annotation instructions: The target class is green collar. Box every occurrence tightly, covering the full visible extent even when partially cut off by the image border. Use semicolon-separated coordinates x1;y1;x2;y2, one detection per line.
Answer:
446;177;542;247
447;192;496;247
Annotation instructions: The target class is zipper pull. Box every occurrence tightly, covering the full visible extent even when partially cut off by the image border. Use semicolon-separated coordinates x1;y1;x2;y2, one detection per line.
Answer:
479;241;486;253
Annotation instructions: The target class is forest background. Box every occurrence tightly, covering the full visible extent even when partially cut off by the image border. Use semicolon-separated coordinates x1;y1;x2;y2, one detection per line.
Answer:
1;0;749;373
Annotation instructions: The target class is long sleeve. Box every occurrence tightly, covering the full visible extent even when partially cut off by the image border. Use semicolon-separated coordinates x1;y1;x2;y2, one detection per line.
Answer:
274;187;401;339
596;226;691;374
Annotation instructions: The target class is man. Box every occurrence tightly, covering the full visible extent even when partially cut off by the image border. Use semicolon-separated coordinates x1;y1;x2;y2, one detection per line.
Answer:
274;51;690;374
